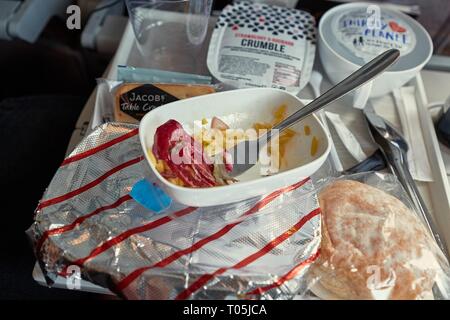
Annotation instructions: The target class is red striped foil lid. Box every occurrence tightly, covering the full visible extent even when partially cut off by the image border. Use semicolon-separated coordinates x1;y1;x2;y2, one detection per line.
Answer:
28;122;321;300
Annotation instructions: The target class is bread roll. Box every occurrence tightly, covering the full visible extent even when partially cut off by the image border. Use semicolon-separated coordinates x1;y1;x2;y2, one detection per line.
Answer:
310;180;440;300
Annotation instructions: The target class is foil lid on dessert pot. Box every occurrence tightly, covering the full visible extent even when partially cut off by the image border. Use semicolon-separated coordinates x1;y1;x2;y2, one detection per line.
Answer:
207;1;316;94
332;7;416;62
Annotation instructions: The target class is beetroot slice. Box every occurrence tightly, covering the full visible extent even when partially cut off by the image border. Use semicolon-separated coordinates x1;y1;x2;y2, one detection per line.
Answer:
153;120;217;188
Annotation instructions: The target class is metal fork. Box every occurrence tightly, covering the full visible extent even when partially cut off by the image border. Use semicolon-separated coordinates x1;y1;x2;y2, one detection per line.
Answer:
218;49;400;179
364;103;450;261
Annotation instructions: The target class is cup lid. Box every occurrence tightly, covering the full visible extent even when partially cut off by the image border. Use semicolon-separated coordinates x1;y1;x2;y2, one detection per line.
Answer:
207;1;317;94
319;2;432;72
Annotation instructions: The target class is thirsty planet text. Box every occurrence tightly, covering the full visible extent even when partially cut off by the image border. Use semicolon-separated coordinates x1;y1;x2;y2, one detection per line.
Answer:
342;19;409;44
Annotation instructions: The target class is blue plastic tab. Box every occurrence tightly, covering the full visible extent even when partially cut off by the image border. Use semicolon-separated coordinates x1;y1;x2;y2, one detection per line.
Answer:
130;179;172;213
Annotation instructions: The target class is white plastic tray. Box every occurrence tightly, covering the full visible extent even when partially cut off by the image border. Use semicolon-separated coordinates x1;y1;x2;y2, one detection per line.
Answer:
33;21;450;296
412;74;450;243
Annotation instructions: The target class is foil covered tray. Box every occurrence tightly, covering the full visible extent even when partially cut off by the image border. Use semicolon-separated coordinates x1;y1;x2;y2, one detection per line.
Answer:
28;122;321;300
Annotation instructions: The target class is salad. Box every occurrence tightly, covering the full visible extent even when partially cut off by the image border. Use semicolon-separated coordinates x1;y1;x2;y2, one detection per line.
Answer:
148;105;297;188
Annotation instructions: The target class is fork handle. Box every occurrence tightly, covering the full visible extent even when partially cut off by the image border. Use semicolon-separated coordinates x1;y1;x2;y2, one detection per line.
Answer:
272;49;400;133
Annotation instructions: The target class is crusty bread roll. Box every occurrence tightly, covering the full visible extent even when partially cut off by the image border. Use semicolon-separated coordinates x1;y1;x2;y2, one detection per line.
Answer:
310;180;440;300
114;83;216;124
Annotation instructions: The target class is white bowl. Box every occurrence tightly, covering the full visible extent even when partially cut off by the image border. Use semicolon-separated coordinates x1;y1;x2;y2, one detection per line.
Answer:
139;88;331;207
318;2;432;99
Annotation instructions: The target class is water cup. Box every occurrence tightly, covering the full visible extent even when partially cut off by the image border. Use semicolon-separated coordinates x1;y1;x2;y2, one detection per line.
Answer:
125;0;213;74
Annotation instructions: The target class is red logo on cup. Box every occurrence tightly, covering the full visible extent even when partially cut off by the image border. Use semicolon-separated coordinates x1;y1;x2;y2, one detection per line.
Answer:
389;21;406;33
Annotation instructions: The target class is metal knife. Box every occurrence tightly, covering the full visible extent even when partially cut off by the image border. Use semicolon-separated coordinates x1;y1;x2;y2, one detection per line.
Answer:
363;103;450;261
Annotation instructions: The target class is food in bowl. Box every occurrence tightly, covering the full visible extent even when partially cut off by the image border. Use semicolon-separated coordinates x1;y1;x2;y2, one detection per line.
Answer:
310;180;443;300
139;88;331;206
147;105;301;188
150;119;218;188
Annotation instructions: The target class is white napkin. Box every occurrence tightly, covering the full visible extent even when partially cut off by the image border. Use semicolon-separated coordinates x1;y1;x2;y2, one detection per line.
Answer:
325;111;368;163
393;86;433;182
